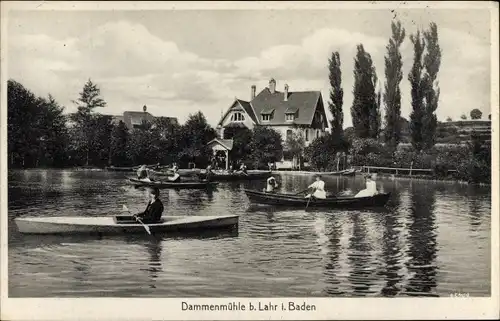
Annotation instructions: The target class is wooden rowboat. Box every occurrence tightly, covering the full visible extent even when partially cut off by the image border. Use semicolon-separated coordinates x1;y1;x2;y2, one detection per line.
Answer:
323;168;356;176
105;164;160;172
244;189;391;208
14;215;239;235
197;170;271;181
128;178;218;189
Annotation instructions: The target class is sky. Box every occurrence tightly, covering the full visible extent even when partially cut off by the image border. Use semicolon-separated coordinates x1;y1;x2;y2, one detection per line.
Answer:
6;5;493;127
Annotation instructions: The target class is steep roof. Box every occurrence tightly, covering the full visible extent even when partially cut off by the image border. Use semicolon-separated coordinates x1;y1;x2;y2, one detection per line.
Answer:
236;99;258;123
250;88;322;125
207;138;234;151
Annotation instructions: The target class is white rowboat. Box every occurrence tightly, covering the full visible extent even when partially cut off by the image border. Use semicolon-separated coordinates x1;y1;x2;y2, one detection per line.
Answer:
15;215;239;235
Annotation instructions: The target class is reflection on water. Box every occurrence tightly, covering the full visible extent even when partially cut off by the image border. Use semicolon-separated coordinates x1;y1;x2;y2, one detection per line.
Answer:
8;170;491;297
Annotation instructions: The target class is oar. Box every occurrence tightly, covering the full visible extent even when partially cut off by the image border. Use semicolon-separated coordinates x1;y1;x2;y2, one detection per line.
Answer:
122;205;151;235
305;188;317;210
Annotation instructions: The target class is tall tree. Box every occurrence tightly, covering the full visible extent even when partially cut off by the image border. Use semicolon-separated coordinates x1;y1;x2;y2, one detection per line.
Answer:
422;22;441;150
408;31;426;152
383;20;406;149
71;79;107;165
178;112;217;167
351;44;379;139
328;51;344;136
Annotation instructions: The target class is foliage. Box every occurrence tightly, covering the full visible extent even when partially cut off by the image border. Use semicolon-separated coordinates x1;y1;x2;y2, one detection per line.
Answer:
383;20;406;149
460;114;467;120
72;79;107;113
247;126;283;169
446;116;452;122
408;30;426;152
7;80;69;168
421;22;441;151
110;121;130;166
305;133;350;171
328;51;344;136
470;109;483;120
351;44;380;139
178;112;217;168
224;127;254;167
285;129;306;169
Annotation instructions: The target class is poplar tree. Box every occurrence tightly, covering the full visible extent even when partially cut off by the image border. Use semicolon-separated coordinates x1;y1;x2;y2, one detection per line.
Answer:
328;51;344;136
408;31;426;152
351;44;379;139
383;20;406;149
422;22;441;150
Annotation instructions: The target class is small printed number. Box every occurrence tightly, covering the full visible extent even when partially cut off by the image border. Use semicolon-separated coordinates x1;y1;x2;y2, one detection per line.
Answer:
450;293;470;298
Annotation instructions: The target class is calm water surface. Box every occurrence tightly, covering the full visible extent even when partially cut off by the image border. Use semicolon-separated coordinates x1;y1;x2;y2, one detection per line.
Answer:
8;170;491;297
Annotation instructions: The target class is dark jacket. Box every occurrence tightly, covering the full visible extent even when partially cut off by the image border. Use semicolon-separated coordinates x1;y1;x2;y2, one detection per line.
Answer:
137;199;164;223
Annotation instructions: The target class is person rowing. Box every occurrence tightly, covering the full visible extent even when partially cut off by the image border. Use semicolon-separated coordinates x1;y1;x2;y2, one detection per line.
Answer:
264;176;279;193
133;187;164;224
305;174;327;199
137;164;152;182
354;174;379;198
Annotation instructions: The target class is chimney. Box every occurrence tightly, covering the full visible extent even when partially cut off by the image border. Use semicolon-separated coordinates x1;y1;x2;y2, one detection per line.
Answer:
284;84;289;101
251;85;256;100
269;78;276;94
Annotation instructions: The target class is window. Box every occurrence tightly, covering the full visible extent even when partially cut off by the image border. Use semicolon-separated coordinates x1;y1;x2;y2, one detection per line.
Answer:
262;114;271;122
286;129;293;139
316;130;320;138
285;113;295;122
231;112;245;122
305;129;309;142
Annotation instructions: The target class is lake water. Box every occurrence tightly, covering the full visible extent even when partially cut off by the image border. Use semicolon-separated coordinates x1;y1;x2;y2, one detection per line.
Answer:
7;170;491;297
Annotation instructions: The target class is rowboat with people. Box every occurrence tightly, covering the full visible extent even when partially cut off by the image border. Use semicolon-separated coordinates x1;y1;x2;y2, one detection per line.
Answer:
244;189;391;208
128;178;218;189
105;163;160;172
14;215;239;235
197;170;271;181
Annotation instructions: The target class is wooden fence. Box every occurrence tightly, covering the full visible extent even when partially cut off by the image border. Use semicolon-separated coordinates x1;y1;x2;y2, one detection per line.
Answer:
361;165;457;176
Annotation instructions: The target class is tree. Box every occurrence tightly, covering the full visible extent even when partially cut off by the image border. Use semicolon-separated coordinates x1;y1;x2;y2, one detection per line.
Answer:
110;121;130;166
408;30;426;152
248;126;283;169
383;20;406;149
328;51;344;136
421;22;441;150
178;112;216;168
71;79;108;166
304;133;349;171
461;114;467;120
225;127;253;167
7;80;69;168
488;114;491;120
470;109;483;120
446;117;452;122
351;44;379;139
285;129;306;170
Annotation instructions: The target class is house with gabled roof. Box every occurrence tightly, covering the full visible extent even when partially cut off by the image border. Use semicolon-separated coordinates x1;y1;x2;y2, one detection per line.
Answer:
213;78;329;169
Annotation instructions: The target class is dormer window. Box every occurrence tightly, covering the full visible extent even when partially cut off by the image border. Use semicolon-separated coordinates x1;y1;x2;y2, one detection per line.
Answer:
261;108;275;122
285;107;298;122
231;112;245;122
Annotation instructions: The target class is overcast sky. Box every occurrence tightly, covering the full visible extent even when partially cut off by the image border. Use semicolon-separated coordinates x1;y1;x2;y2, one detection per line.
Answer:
7;5;493;127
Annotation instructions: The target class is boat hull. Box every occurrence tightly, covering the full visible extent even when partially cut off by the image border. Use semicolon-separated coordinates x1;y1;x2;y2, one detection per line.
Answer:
15;215;239;235
244;189;391;208
128;178;218;189
198;171;271;181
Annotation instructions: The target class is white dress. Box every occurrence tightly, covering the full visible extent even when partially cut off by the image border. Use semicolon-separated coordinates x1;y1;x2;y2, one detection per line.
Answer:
355;180;378;198
266;178;278;192
306;180;327;199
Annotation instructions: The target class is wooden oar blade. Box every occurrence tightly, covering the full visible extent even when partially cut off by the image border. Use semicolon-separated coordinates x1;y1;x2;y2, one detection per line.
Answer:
122;205;129;212
144;225;151;235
